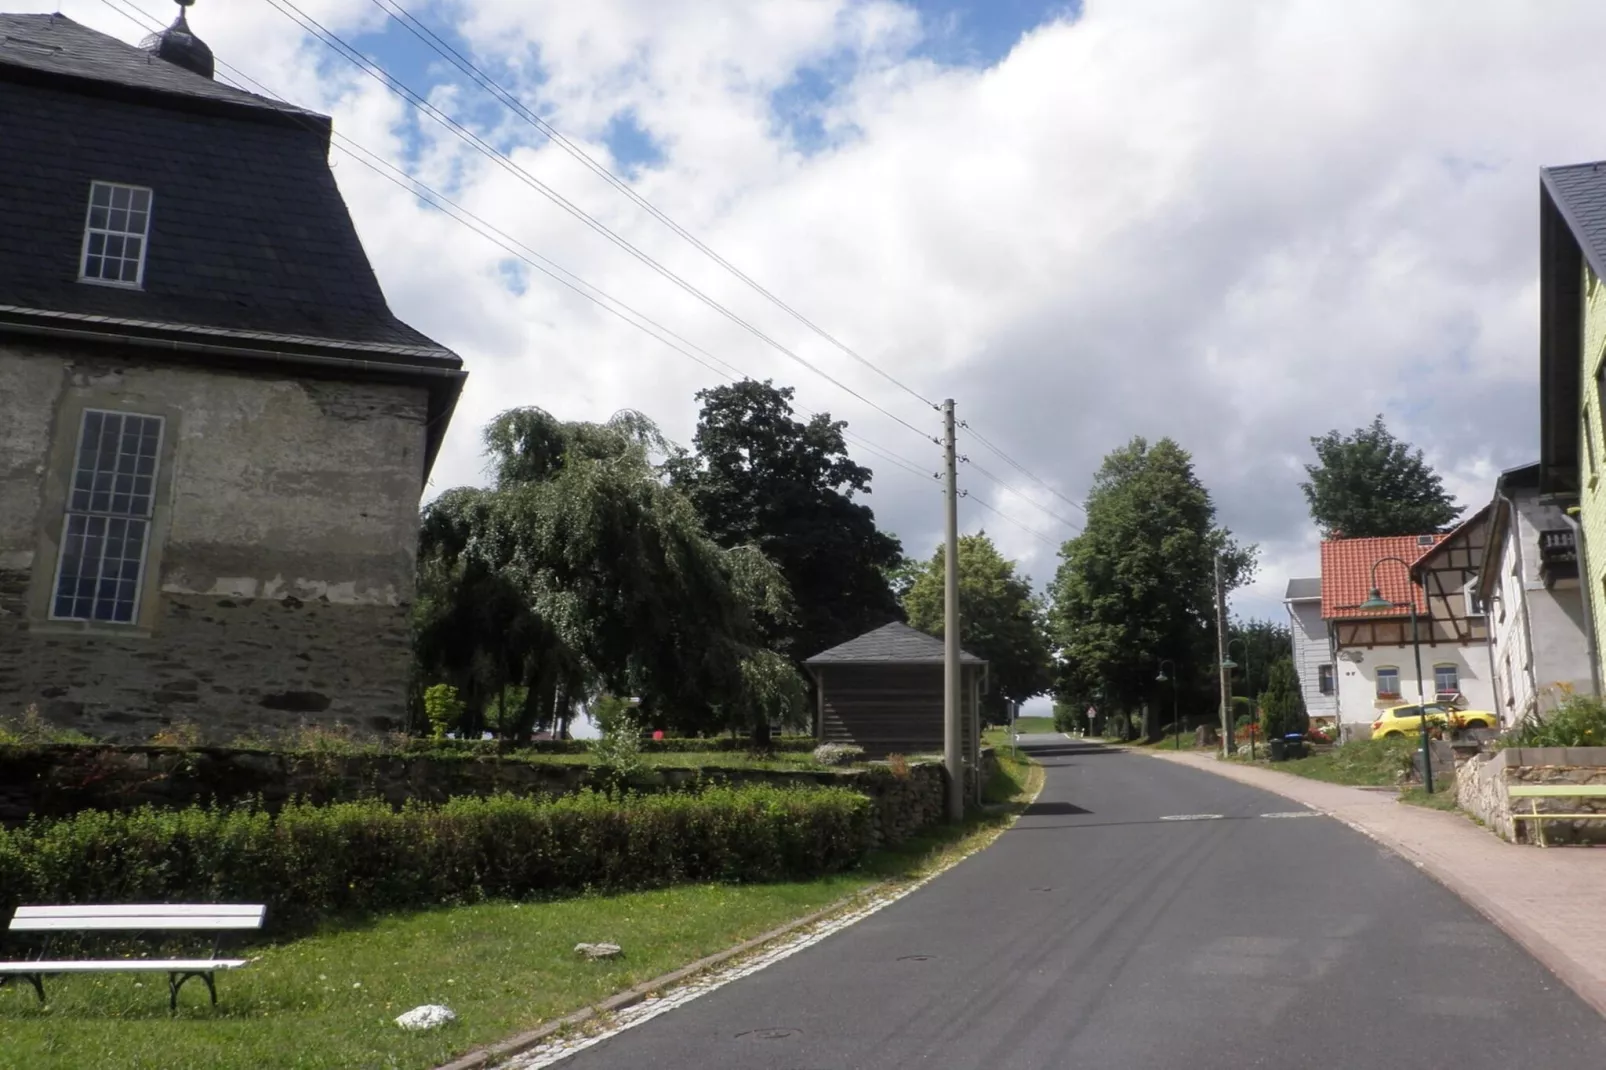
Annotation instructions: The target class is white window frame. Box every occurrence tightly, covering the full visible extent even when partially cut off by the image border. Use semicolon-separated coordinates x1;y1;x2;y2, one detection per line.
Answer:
1317;664;1335;695
1433;662;1459;695
78;181;153;289
48;409;165;626
1375;666;1401;700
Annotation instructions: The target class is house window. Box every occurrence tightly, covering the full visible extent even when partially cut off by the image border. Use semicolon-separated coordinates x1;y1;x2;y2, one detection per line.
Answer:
79;181;152;287
49;410;164;624
1318;664;1335;695
1376;666;1400;699
1434;663;1459;694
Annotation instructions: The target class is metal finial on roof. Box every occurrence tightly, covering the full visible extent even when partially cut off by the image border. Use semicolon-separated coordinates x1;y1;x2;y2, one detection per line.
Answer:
139;0;213;80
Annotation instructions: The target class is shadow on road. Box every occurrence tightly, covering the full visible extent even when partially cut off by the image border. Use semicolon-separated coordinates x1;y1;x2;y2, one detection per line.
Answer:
1015;743;1130;759
1022;800;1092;817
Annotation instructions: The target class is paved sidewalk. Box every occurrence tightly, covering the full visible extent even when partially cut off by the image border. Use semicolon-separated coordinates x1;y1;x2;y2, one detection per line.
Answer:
1149;748;1606;1018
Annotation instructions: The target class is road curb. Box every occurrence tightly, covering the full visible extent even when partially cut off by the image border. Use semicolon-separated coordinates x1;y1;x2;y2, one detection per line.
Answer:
431;888;886;1070
1145;749;1606;1021
435;759;1047;1070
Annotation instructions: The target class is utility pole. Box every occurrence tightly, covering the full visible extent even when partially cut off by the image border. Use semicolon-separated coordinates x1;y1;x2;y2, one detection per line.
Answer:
1214;554;1232;758
943;399;964;822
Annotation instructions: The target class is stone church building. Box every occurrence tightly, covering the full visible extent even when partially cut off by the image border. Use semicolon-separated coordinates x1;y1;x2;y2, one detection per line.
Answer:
0;8;464;740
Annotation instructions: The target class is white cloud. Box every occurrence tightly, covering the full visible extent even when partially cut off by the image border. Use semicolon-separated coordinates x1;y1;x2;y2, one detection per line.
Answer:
27;0;1606;621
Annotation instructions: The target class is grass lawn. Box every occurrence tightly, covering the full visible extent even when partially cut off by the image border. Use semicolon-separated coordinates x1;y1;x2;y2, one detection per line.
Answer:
0;754;1041;1070
1248;737;1416;787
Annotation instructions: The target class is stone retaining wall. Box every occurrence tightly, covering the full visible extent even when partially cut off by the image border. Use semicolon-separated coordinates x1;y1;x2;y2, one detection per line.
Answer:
0;744;996;849
1455;746;1606;845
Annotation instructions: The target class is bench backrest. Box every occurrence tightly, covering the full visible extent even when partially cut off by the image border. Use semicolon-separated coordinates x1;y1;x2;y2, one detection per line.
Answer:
1508;785;1606;799
8;904;266;932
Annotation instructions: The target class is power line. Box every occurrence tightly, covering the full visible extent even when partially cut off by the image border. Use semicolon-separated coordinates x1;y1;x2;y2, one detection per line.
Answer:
962;492;1058;548
962;457;1082;532
363;0;940;414
960;421;1088;515
259;0;939;445
100;0;938;488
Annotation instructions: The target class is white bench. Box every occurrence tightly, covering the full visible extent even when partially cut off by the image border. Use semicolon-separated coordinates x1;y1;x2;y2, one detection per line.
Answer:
1508;785;1606;847
0;903;265;1010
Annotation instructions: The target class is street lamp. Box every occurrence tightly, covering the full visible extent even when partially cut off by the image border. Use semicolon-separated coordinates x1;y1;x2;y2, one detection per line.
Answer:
1219;653;1237;756
1227;637;1254;761
1358;555;1434;794
1156;659;1180;751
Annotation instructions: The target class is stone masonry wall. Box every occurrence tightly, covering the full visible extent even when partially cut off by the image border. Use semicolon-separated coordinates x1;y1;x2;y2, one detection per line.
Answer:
0;746;989;849
1455;746;1606;845
0;343;429;741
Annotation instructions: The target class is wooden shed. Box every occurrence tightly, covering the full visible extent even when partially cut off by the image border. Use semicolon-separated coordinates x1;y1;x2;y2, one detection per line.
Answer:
804;622;988;760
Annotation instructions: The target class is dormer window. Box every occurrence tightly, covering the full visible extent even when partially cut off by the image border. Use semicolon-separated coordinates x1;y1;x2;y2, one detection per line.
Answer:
79;181;152;288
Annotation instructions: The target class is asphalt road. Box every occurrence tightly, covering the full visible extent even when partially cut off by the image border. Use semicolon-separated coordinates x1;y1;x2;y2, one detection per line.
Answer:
555;735;1606;1068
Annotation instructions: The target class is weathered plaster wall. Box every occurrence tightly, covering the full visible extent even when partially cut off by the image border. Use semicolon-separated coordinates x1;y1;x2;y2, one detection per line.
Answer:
0;343;429;740
1486;486;1593;722
1332;642;1496;729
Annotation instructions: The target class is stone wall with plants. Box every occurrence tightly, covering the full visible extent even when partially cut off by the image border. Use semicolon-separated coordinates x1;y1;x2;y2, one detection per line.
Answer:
1456;746;1606;844
0;743;992;849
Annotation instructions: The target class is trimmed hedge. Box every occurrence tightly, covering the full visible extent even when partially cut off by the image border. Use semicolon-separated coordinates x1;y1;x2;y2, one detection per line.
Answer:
406;735;817;757
0;786;871;932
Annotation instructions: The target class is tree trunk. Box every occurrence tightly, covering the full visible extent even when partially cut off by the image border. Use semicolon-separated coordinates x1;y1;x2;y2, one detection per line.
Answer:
750;711;773;753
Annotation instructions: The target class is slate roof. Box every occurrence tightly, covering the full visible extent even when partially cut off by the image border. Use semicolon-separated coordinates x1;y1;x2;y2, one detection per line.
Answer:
0;14;316;119
1319;535;1442;620
1537;162;1606;496
0;14;462;472
1543;162;1606;280
805;622;986;666
1284;578;1321;601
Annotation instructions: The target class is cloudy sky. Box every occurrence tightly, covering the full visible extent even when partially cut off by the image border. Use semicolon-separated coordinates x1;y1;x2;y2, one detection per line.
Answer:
31;0;1606;635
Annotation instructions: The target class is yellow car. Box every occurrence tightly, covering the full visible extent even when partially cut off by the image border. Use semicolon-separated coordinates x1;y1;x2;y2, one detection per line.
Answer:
1370;703;1496;739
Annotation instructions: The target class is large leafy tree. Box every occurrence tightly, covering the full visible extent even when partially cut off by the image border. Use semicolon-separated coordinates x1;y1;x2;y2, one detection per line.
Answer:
903;532;1053;722
1301;415;1462;537
414;407;802;745
1226;618;1292;704
668;380;904;662
1049;437;1254;741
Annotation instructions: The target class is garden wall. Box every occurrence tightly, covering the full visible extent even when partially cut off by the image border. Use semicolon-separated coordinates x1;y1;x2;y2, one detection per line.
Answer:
0;744;994;849
1455;746;1606;845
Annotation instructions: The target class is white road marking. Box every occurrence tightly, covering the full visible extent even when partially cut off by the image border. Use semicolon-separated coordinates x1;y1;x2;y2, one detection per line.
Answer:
1159;814;1225;821
1260;811;1321;819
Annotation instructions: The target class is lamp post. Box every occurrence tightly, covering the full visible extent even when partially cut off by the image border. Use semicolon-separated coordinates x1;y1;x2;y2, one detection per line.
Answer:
1226;637;1254;760
1358;556;1433;794
1219;653;1237;755
1156;659;1180;750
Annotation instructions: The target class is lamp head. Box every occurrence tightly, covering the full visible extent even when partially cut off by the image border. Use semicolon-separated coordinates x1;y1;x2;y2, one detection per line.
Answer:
1358;587;1394;612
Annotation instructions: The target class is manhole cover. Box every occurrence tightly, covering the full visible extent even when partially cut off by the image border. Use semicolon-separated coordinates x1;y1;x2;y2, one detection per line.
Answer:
897;954;931;962
736;1027;800;1041
1029;886;1053;892
1159;814;1224;821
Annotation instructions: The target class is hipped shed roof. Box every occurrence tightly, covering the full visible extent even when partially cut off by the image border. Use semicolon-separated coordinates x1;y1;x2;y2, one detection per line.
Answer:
805;622;985;666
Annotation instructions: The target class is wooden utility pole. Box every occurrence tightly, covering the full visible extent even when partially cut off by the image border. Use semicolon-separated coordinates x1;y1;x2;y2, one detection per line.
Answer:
1214;554;1232;757
943;399;964;821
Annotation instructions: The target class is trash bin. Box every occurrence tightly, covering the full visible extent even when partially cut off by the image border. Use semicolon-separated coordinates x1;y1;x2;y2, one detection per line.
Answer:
1267;739;1287;762
1283;733;1305;760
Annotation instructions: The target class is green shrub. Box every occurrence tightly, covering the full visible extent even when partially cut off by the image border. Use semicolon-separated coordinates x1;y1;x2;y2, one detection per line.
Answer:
1508;694;1606;748
423;684;465;740
1258;658;1309;738
0;786;872;932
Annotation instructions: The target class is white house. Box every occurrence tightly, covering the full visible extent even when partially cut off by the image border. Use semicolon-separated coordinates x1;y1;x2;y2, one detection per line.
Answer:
1479;463;1595;722
1321;519;1496;737
1283;578;1337;726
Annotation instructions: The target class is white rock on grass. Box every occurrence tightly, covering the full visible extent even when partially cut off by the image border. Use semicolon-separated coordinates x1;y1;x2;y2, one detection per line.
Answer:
574;942;622;960
396;1004;456;1031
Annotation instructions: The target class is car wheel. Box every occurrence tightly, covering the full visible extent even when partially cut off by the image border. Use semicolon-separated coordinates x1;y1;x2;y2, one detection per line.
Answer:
1382;730;1403;738
1464;720;1488;730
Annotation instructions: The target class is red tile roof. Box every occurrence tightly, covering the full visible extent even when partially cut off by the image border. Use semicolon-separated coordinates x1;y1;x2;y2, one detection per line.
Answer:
1319;534;1443;619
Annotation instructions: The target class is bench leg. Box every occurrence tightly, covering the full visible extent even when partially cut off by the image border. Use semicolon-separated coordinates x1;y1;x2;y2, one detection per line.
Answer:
0;973;46;1003
168;971;217;1012
1534;799;1548;848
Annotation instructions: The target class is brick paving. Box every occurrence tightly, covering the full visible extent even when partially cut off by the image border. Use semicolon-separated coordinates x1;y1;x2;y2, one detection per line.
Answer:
1150;748;1606;1018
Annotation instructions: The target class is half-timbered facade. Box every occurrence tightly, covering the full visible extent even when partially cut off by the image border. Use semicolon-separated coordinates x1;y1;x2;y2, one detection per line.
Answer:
1320;521;1495;734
